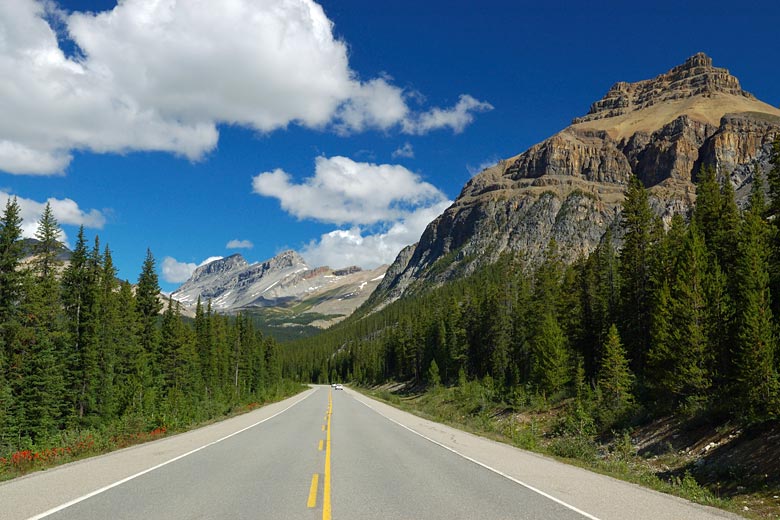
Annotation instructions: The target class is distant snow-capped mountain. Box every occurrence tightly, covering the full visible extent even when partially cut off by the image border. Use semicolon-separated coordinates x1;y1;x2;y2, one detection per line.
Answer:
171;250;386;328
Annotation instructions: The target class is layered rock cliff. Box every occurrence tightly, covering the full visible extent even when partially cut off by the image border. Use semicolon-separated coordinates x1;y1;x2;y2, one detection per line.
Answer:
370;53;780;307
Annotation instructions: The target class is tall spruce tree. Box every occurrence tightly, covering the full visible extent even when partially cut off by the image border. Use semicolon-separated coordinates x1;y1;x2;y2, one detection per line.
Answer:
733;170;779;420
0;197;24;325
531;311;570;396
0;197;24;441
619;175;656;380
136;249;163;391
20;205;66;441
598;324;634;408
666;224;712;405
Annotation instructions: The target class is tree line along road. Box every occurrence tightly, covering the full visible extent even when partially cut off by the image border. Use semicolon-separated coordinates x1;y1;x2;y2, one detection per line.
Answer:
1;386;742;520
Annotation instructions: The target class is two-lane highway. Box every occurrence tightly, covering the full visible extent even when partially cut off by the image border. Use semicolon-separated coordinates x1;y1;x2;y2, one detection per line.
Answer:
1;386;742;519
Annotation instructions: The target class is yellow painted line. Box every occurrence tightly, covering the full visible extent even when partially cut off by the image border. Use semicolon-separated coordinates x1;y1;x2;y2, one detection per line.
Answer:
307;473;319;508
321;424;325;431
318;439;323;451
323;390;332;520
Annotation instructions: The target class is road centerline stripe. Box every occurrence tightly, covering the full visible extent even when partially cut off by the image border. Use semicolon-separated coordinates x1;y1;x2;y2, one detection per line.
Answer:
323;390;332;520
28;389;317;520
307;473;320;508
318;439;324;451
352;393;602;520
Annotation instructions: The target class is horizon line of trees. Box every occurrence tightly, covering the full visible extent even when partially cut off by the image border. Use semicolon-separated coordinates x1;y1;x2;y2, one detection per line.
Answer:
283;140;780;426
0;201;285;452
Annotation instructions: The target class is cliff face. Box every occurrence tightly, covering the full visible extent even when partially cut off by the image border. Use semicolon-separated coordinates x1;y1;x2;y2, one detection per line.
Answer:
371;53;780;308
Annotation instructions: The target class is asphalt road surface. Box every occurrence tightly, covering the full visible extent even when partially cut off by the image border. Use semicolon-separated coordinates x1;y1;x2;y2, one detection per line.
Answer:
1;386;742;519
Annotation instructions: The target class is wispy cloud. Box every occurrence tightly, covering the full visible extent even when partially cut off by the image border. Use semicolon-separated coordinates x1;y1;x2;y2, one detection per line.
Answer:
391;142;414;159
466;157;501;177
226;239;253;250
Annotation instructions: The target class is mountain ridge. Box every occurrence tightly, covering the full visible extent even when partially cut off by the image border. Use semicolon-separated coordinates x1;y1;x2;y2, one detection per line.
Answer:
171;250;387;329
369;53;780;308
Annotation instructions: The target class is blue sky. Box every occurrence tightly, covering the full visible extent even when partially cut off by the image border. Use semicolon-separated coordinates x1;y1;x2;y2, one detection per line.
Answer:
2;0;779;291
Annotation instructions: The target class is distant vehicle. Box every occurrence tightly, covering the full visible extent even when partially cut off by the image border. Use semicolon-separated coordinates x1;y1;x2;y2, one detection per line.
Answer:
334;384;344;390
331;383;337;388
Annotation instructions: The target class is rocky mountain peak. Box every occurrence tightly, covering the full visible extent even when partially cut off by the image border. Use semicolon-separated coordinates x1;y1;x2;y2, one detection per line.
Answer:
573;52;754;125
190;254;248;282
264;250;308;271
370;54;780;310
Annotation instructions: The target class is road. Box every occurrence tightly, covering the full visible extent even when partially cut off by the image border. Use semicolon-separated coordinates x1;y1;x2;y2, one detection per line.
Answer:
1;386;742;520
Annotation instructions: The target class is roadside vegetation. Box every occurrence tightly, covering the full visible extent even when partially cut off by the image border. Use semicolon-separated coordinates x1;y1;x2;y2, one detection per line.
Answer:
282;139;780;518
0;201;302;479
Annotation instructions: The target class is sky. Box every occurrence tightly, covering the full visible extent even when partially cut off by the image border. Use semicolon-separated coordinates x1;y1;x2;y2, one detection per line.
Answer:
2;0;779;292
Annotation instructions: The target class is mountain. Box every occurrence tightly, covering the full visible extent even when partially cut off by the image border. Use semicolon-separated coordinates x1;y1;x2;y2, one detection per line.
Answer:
370;53;780;307
171;251;387;329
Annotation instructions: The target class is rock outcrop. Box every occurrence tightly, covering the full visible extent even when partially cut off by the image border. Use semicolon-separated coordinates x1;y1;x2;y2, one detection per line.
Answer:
371;53;780;308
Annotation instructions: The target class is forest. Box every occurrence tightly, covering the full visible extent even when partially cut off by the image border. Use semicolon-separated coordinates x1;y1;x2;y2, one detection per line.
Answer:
0;201;292;463
2;141;779;474
283;142;780;430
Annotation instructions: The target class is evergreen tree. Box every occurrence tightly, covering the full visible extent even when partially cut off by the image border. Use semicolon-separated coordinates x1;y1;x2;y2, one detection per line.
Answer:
19;207;66;441
96;245;119;419
733;170;779;419
666;225;712;404
0;197;24;325
136;249;163;391
531;312;570;396
61;227;92;421
0;197;24;442
598;324;634;408
693;165;722;252
619;175;656;380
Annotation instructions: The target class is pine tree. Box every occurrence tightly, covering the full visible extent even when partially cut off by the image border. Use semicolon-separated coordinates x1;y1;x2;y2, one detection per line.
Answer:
693;165;722;252
0;197;24;442
667;224;712;404
96;245;119;419
531;312;570;396
733;169;779;420
136;249;163;389
598;324;634;408
0;197;24;325
619;175;656;380
19;207;66;441
61;227;90;421
33;203;61;280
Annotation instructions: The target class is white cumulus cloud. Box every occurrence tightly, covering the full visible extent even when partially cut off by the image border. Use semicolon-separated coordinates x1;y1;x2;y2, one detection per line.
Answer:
226;239;253;250
301;201;452;268
162;255;226;283
253;156;446;225
161;256;197;284
0;0;491;175
0;190;106;239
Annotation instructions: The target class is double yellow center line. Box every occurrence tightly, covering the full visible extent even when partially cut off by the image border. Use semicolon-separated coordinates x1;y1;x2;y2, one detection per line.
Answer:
307;388;332;519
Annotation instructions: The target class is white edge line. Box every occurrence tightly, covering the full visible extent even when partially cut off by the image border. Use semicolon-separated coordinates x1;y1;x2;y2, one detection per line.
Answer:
28;389;316;520
352;393;602;520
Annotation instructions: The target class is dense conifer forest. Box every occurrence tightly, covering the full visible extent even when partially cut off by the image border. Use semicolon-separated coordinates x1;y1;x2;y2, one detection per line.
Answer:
2;140;779;476
283;140;780;429
0;202;292;463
